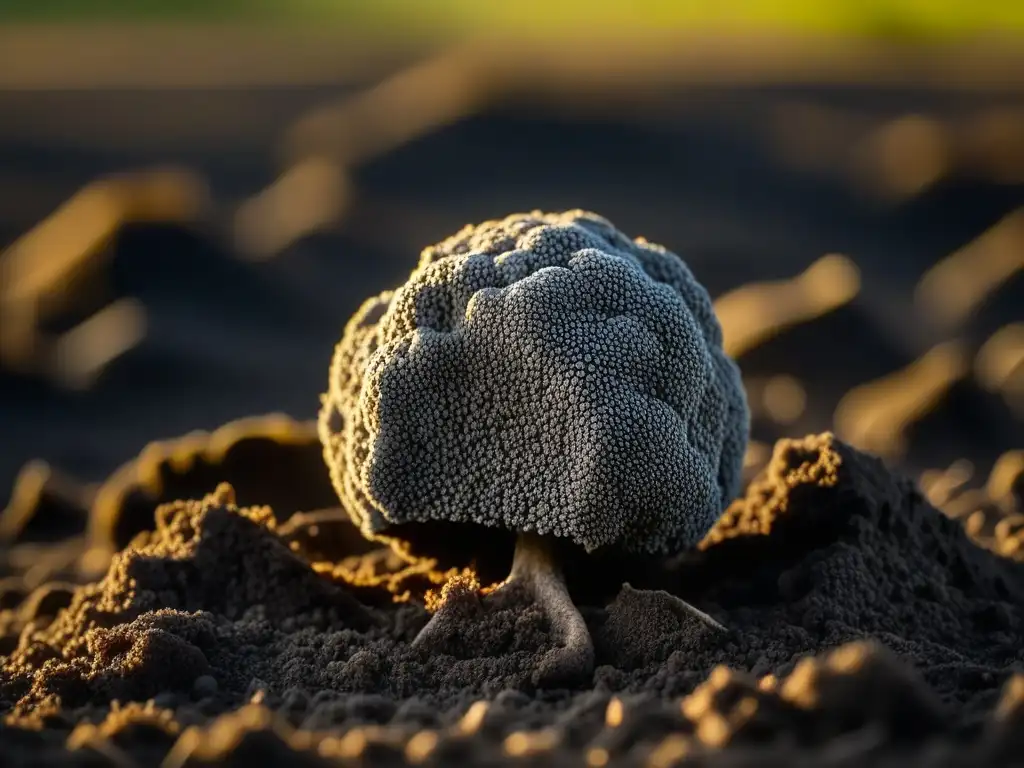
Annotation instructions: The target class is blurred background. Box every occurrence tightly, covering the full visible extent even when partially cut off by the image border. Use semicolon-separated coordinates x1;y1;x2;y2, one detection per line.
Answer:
1;1;1023;521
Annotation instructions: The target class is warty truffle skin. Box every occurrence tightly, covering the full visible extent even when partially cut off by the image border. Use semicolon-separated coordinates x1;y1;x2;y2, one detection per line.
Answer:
319;210;749;559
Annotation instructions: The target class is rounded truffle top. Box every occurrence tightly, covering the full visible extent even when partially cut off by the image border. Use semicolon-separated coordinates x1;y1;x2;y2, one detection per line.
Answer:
319;210;749;562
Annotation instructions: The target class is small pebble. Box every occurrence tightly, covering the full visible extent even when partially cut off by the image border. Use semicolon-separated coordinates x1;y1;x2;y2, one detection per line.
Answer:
192;674;218;699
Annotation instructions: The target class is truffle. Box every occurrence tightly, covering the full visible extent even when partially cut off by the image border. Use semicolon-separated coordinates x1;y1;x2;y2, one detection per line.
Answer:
320;210;747;557
319;210;749;685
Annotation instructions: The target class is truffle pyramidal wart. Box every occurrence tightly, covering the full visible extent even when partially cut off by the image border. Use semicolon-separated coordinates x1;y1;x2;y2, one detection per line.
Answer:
318;210;750;685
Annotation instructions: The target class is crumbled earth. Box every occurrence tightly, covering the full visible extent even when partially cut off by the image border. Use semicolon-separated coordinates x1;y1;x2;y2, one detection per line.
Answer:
1;429;1023;766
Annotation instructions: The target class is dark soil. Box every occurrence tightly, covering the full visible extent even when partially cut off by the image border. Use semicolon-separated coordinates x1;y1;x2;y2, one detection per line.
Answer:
1;426;1022;766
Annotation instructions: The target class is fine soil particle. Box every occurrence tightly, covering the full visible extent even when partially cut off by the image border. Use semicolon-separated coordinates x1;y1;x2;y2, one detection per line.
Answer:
1;431;1023;766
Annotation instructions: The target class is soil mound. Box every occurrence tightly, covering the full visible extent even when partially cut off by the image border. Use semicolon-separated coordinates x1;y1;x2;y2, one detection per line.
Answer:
1;431;1023;766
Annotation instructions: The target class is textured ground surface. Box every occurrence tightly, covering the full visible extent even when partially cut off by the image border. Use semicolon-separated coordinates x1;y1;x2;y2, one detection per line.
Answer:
0;427;1023;766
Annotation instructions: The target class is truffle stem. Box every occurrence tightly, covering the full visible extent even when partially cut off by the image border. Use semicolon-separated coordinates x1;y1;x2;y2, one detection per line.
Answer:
508;531;595;687
411;531;594;687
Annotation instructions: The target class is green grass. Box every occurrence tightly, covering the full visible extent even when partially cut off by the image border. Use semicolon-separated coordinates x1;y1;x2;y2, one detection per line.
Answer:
3;0;1024;41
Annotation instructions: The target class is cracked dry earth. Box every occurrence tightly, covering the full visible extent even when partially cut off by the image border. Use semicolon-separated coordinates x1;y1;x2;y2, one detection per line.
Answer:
1;429;1023;767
